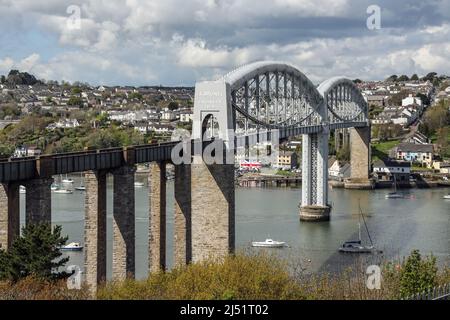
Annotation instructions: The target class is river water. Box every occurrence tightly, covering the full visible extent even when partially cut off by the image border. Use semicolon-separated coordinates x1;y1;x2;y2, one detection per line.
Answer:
18;177;450;279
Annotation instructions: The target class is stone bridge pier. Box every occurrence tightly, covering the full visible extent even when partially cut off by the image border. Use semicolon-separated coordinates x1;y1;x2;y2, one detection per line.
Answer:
191;155;235;262
345;126;373;189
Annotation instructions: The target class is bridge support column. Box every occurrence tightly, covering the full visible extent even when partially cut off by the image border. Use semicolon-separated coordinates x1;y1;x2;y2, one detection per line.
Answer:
174;164;191;267
345;127;373;189
112;166;135;280
299;133;331;221
25;178;53;224
84;170;107;293
191;156;235;262
148;162;166;273
0;183;20;250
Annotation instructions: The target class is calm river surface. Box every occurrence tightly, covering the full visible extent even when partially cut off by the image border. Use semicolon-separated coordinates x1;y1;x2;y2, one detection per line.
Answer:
19;176;450;279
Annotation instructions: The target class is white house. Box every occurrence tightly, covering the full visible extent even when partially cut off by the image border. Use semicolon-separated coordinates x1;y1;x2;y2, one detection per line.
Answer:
402;94;422;107
328;160;351;180
179;109;193;123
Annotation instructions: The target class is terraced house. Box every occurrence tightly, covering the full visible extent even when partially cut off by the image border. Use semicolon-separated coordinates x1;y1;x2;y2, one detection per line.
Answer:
394;142;434;167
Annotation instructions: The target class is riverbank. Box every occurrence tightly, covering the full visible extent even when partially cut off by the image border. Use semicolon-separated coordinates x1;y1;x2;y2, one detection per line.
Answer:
237;174;450;189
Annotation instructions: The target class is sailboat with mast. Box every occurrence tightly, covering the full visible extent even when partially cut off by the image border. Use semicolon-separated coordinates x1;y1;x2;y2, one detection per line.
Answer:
339;201;376;253
385;174;403;199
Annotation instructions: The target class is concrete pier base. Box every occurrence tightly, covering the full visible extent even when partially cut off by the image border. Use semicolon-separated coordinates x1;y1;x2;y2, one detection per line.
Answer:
344;178;374;190
299;205;331;222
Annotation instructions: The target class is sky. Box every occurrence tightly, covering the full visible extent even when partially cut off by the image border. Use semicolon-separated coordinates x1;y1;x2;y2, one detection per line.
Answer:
0;0;450;86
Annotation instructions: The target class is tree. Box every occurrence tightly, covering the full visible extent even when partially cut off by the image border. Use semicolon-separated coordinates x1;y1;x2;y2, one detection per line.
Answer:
415;93;430;106
410;74;419;81
353;79;362;84
386;75;398;82
397;75;409;82
0;224;69;282
336;144;350;161
0;75;5;84
67;96;83;106
436;127;450;158
168;101;179;110
398;250;437;298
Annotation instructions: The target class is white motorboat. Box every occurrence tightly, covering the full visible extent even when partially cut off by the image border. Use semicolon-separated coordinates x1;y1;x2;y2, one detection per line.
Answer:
53;189;73;194
61;242;83;251
51;183;59;191
385;192;404;199
339;201;377;254
251;238;286;248
134;182;145;187
61;174;74;184
444;195;450;199
19;186;26;194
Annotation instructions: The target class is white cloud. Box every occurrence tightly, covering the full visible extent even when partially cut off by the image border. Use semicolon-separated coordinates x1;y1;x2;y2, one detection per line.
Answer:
1;0;450;85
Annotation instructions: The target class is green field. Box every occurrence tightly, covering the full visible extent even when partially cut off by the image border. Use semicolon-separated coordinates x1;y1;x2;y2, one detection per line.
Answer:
371;139;400;163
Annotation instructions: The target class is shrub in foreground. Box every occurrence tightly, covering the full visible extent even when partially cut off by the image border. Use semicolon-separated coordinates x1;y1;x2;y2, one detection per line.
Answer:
98;253;306;300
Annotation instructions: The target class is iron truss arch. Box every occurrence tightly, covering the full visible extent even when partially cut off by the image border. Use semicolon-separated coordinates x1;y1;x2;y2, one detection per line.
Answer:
219;61;368;138
317;76;369;129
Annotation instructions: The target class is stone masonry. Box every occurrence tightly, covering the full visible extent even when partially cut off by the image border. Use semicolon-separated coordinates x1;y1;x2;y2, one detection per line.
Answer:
112;166;135;280
148;161;166;273
350;127;371;180
84;170;107;293
24;177;53;224
0;183;20;250
173;164;191;267
191;156;235;262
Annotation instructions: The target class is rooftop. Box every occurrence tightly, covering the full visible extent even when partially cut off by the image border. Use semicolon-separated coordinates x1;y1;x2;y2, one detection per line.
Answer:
396;142;433;153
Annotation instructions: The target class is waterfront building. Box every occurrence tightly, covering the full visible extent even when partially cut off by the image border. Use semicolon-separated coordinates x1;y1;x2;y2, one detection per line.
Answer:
275;151;298;170
373;159;411;182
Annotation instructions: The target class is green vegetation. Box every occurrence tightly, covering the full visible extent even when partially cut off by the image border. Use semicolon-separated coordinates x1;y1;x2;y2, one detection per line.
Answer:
0;224;69;282
368;105;383;118
420;100;450;158
336;144;350;161
371;139;400;162
384;250;438;299
0;250;448;300
0;113;151;156
372;124;403;141
275;169;296;176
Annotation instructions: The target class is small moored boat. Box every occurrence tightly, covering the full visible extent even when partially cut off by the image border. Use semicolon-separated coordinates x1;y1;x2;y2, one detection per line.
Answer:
61;242;83;251
252;238;286;248
75;186;86;191
444;194;450;199
53;189;73;194
339;201;377;254
134;182;145;187
385;175;403;199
